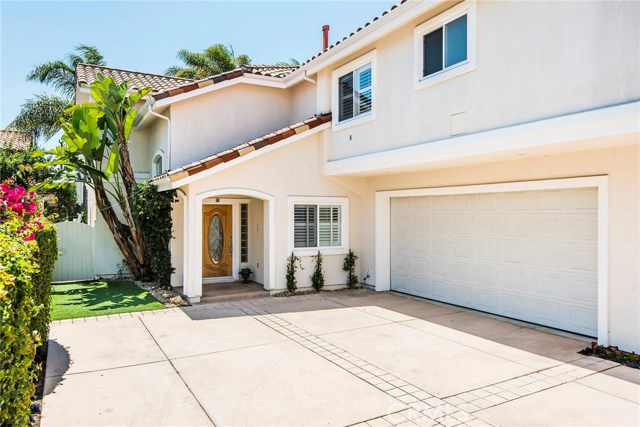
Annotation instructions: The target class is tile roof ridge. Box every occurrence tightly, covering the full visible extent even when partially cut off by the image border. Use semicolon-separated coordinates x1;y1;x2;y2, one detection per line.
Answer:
298;0;409;67
77;63;195;81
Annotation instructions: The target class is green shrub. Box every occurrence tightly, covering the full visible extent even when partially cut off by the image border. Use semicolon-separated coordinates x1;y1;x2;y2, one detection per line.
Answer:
0;219;39;426
310;251;325;291
132;181;178;286
32;221;58;353
286;252;303;292
343;249;359;289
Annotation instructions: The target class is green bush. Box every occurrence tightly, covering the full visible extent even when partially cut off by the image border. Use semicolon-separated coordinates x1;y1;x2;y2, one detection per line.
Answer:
0;219;39;426
343;249;359;289
286;252;303;292
32;221;58;353
310;251;325;291
131;181;178;286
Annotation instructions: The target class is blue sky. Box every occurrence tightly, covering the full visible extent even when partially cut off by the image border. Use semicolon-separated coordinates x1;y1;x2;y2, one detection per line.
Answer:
0;0;396;133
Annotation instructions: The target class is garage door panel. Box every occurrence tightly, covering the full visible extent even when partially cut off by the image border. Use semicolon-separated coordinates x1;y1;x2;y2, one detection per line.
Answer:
390;188;598;336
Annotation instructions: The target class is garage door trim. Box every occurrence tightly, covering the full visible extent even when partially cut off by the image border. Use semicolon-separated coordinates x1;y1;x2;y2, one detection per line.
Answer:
374;176;609;344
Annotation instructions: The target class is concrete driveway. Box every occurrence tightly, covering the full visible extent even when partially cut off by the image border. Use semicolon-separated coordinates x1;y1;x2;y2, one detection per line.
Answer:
43;290;640;427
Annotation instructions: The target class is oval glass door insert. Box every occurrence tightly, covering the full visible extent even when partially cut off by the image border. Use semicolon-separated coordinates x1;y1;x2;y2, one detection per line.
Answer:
208;215;224;264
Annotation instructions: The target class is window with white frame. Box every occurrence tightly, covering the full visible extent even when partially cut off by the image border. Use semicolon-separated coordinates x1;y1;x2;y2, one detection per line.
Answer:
289;197;349;255
414;1;476;90
332;51;376;128
338;64;372;122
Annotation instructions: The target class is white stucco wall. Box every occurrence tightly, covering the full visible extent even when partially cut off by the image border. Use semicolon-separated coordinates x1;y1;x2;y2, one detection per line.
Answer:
361;143;639;351
325;0;640;160
178;133;365;291
169;84;292;168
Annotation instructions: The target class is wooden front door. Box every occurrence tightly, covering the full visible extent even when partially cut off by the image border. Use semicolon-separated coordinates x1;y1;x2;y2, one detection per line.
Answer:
202;205;232;278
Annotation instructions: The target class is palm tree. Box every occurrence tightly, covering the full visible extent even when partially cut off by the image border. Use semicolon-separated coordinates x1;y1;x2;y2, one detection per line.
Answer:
165;44;251;80
10;44;106;143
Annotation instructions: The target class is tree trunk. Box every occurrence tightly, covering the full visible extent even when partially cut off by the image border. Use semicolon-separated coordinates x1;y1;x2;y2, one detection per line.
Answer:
93;181;148;279
116;131;149;277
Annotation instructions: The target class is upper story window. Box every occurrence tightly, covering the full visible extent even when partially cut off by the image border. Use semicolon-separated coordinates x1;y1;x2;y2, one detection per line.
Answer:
288;197;349;256
338;64;372;122
332;50;377;130
414;0;476;90
423;14;467;77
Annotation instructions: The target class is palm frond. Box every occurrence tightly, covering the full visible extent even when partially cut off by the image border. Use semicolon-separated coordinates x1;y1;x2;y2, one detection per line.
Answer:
26;60;76;97
9;94;70;144
163;66;182;77
75;44;106;66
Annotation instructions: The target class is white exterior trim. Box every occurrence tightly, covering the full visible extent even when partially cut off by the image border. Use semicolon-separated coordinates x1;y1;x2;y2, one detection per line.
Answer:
374;176;610;344
287;196;350;257
331;50;378;131
327;101;640;176
154;76;286;108
151;149;165;177
157;123;330;191
413;0;477;91
192;188;276;301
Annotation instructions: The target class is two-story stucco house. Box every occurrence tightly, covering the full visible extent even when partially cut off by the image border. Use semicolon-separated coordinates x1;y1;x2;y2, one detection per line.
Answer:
74;0;640;351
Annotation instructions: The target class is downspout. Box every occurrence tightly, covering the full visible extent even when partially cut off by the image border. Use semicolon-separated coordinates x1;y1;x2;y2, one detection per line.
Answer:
303;70;317;85
148;105;171;171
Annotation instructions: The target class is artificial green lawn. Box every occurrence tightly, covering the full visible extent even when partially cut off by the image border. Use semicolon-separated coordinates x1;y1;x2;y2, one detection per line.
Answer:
51;281;166;320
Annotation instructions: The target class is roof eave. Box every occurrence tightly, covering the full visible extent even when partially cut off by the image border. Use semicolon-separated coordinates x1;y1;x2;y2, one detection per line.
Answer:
284;0;441;82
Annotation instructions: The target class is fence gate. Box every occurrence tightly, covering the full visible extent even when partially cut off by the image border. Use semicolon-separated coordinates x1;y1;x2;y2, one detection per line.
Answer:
54;221;95;282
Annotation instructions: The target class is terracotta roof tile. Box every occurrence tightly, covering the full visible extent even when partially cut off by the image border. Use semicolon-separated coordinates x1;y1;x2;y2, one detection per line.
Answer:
76;63;194;94
152;113;331;183
150;64;297;101
0;130;32;151
299;0;409;67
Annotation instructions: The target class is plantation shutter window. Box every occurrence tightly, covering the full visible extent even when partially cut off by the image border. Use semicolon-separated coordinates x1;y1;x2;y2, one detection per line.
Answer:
338;63;372;122
294;204;342;249
319;206;341;247
294;205;317;248
423;14;468;77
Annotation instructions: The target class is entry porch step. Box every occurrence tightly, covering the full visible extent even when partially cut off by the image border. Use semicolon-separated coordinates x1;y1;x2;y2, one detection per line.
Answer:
175;281;270;304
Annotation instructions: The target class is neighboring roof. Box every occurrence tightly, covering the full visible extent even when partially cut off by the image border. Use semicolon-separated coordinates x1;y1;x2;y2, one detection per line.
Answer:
76;63;194;94
241;64;299;78
299;0;408;67
151;64;297;101
0;130;33;151
152;113;331;183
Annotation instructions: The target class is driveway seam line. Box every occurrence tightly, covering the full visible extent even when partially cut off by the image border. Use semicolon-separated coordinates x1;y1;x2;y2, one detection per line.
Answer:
45;358;167;378
168;338;290;362
138;317;217;427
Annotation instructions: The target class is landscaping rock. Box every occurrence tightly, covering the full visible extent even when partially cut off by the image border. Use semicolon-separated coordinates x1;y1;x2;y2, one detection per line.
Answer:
133;281;190;307
169;295;184;306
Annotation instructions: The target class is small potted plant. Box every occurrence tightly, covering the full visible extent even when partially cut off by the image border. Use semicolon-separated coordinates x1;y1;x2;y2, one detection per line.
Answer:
239;267;252;283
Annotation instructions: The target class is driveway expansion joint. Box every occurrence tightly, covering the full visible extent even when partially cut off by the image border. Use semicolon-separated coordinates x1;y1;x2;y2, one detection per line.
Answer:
137;317;217;427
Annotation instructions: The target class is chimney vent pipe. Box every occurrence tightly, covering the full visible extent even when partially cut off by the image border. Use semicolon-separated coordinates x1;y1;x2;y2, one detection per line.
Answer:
322;25;330;51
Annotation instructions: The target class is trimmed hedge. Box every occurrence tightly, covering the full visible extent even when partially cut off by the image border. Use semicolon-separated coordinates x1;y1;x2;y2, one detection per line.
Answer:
32;222;58;353
0;219;39;426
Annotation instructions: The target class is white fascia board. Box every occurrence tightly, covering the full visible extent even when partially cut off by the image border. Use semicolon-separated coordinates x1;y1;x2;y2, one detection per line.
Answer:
157;123;331;190
326;101;640;176
284;0;437;81
154;76;286;108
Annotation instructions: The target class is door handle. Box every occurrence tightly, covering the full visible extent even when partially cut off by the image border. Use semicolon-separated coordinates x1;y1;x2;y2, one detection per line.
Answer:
229;239;232;256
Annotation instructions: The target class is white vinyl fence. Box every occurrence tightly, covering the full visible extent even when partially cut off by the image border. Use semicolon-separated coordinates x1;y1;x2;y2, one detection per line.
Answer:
54;221;95;281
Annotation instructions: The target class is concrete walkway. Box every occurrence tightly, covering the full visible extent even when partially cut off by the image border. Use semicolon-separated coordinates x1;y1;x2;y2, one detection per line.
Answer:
42;290;640;427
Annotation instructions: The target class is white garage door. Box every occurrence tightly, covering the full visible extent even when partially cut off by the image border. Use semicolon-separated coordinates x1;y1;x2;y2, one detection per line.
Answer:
390;188;598;336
